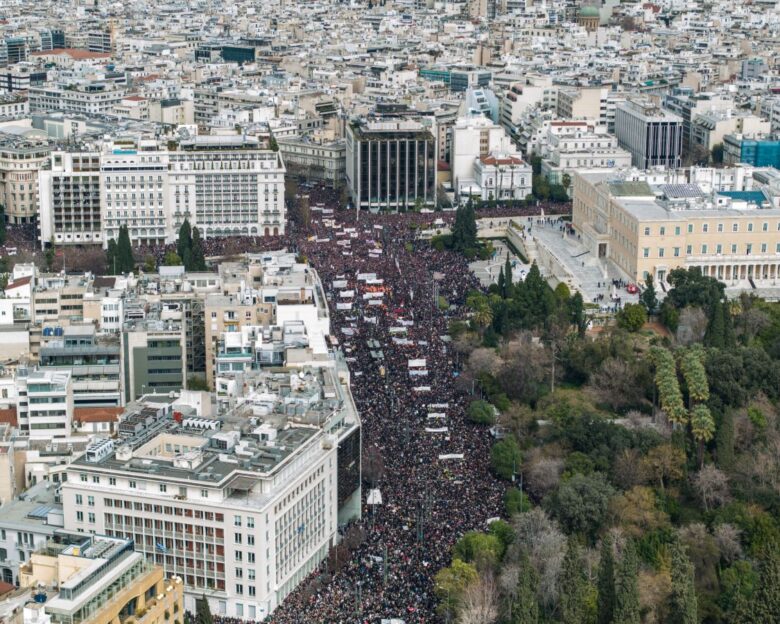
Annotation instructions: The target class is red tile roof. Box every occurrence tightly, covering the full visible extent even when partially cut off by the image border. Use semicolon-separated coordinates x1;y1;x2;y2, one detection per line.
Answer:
6;275;32;289
0;408;17;427
480;155;525;166
74;407;123;423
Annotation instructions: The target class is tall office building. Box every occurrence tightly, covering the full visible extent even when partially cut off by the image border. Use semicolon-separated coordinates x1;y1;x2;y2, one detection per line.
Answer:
345;118;437;211
615;99;683;169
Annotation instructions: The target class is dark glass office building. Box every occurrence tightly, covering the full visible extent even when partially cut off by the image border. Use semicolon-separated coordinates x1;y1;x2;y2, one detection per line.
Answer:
346;119;436;211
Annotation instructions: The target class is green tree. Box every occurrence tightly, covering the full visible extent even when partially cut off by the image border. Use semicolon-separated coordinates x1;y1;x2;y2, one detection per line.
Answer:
716;409;735;470
690;404;715;466
546;473;615;542
163;251;183;266
560;538;590;624
669;540;698;624
505;488;532;515
116;225;135;273
190;226;206;271
490;437;522;481
177;219;192;262
734;545;780;623
107;239;118;274
711;143;724;164
453;531;505;569
596;535;615;624
434;559;479;620
269;135;279;151
195;594;213;624
144;255;156;272
640;274;658;313
467;400;496;425
613;540;640;624
513;551;539;623
616;303;648;332
504;254;513;298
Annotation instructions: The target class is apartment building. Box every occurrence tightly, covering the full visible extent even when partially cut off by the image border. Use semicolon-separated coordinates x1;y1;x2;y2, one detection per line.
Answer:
276;138;346;187
61;360;361;619
16;369;73;439
19;533;183;624
0;481;63;587
39;325;122;408
556;86;623;132
0;139;51;225
691;112;771;152
345;118;437;211
572;167;780;285
662;88;733;149
723;133;780;168
28;82;127;115
615;99;683;169
540;126;632;185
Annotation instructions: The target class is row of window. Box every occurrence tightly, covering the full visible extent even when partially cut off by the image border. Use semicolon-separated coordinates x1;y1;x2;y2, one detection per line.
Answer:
644;221;778;237
642;242;780;258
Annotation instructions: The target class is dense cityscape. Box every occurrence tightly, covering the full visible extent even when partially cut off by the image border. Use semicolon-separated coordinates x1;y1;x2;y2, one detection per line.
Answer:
0;0;778;623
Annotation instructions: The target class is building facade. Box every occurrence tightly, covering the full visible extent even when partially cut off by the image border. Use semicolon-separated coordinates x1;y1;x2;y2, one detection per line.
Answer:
345;119;436;211
615;99;683;169
0;140;50;225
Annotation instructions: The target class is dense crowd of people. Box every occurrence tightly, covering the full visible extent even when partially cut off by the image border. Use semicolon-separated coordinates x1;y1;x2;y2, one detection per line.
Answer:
251;196;507;623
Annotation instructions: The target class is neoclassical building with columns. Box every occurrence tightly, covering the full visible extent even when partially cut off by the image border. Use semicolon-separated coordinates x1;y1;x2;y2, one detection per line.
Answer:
572;167;780;286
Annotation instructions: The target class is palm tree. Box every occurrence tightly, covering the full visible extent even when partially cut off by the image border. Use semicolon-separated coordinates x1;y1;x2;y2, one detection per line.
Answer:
690;404;715;467
473;303;494;330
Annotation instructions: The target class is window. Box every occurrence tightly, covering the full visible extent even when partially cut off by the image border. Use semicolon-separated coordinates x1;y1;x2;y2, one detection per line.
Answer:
248;586;256;597
76;495;83;505
235;551;243;561
201;489;208;498
247;517;254;529
686;245;692;254
732;244;737;253
687;224;693;233
763;222;768;232
733;223;739;232
761;243;767;253
236;604;243;617
644;227;650;236
80;474;87;482
701;245;708;254
235;533;242;544
702;224;708;233
643;248;649;258
88;513;95;523
659;226;666;235
247;535;255;546
92;476;100;484
748;223;754;232
746;244;752;254
716;244;722;254
248;569;256;581
129;480;137;489
234;516;242;527
236;568;243;579
76;511;84;522
658;248;665;258
776;243;780;253
159;484;167;493
87;496;94;507
248;552;255;563
236;584;243;595
717;223;723;232
109;477;116;486
674;226;680;235
674;247;680;257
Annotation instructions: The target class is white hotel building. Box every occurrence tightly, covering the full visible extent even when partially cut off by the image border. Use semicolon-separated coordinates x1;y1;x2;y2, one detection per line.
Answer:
61;366;361;620
39;135;286;249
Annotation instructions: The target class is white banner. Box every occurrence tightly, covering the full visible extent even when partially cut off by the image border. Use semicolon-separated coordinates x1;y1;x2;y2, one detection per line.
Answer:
408;359;427;368
409;369;428;377
413;386;431;393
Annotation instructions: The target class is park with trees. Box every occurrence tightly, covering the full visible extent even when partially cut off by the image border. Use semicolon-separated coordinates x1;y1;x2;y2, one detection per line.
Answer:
437;248;780;623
